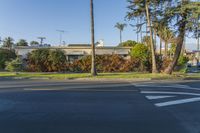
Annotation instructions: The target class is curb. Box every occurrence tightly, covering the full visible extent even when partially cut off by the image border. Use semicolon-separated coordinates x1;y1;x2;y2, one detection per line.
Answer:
1;77;200;82
0;77;152;82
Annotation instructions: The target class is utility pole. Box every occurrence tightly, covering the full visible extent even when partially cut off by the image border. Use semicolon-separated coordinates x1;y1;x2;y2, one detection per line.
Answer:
90;0;97;76
56;30;66;45
37;37;46;45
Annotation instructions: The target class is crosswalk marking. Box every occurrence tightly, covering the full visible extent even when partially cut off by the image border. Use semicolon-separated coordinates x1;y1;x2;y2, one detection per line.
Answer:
134;84;200;91
146;95;176;100
136;83;200;107
141;91;200;96
155;97;200;107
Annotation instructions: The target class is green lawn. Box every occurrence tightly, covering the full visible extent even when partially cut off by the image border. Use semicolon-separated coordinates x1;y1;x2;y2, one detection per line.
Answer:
0;72;187;80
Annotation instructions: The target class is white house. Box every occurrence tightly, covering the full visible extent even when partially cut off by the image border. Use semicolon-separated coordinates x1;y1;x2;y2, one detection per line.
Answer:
15;44;131;62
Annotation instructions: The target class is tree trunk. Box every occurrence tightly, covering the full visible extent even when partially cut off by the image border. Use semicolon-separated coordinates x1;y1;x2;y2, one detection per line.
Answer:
145;2;158;73
154;30;157;49
160;38;162;56
120;30;122;44
164;20;186;74
140;17;143;43
164;42;167;57
90;0;97;76
137;17;139;42
197;35;200;63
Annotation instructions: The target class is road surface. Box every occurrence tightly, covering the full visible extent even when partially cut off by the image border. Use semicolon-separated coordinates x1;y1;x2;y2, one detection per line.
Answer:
0;79;200;133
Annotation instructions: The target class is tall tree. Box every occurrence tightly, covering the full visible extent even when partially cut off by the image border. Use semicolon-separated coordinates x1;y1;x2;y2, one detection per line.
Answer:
3;37;14;50
145;1;159;73
194;15;200;62
162;0;200;74
115;23;127;44
90;0;97;76
127;0;161;73
16;39;28;46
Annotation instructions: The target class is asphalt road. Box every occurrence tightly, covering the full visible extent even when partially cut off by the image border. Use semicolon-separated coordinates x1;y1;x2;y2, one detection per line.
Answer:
0;79;200;133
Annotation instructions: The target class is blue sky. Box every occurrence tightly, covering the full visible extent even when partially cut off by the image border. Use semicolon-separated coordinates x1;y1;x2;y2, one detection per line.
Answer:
0;0;197;50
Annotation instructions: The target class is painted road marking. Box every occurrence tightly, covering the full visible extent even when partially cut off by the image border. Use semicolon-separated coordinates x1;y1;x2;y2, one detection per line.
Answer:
134;84;200;91
23;83;135;91
24;88;138;92
146;95;176;100
155;97;200;107
141;91;200;96
4;83;133;90
24;89;137;92
135;83;200;107
141;91;200;107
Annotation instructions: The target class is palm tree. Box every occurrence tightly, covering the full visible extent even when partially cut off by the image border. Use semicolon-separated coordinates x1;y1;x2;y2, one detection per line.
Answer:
115;23;127;44
157;25;175;58
142;35;151;49
90;0;97;76
3;37;14;50
164;0;189;74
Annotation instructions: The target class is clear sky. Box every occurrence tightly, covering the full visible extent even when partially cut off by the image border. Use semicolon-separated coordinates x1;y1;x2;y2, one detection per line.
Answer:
0;0;197;50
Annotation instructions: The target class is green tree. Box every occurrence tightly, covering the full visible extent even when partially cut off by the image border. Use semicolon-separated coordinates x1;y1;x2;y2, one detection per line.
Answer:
127;0;162;73
115;23;127;44
0;49;17;70
90;0;97;76
118;40;138;47
3;37;14;50
145;1;158;73
16;39;28;46
130;44;150;71
161;0;200;74
30;41;39;46
5;58;23;72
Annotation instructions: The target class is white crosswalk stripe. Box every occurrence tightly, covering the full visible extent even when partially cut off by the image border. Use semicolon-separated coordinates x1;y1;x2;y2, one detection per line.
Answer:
155;97;200;107
145;95;176;100
136;83;200;107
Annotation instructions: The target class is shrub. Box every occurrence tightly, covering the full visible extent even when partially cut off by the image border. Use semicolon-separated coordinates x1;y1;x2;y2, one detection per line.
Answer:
27;49;67;72
118;40;138;47
5;58;23;72
0;49;17;70
160;58;172;72
130;44;151;71
69;54;144;73
159;55;189;72
178;55;189;66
